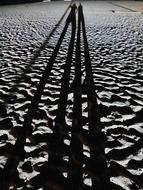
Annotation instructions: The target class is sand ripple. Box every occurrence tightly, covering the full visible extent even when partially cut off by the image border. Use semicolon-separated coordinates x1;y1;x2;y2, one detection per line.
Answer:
0;2;143;190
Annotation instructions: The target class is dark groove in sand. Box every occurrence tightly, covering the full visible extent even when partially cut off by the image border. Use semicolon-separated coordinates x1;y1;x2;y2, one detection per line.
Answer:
109;1;137;12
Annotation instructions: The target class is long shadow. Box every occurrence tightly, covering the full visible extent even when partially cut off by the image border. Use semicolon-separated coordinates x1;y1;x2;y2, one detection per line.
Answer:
7;1;72;99
1;3;113;190
67;4;83;189
0;4;76;190
30;4;77;189
80;4;111;190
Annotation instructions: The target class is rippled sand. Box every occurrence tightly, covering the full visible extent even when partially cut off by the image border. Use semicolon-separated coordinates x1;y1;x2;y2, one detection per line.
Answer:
0;1;143;189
